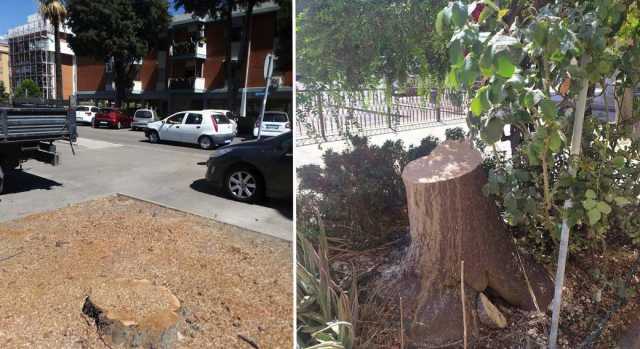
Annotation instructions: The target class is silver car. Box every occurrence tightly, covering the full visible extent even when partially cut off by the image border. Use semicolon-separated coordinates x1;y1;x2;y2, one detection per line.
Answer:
131;109;159;131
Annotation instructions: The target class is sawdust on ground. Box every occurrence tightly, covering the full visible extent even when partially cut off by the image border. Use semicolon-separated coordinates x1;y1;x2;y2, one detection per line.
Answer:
0;195;293;348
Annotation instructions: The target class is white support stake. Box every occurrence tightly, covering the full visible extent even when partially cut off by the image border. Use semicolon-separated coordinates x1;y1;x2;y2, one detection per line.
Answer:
257;53;274;141
548;55;591;349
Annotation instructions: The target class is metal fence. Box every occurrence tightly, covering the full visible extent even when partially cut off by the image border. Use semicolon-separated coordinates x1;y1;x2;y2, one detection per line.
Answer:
296;89;468;145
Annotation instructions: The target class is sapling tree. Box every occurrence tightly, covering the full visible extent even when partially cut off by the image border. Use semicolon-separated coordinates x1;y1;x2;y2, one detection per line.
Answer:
437;0;640;346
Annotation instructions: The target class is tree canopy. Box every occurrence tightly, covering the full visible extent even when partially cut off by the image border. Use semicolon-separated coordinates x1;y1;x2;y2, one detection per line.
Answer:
66;0;170;106
14;79;42;98
297;0;449;90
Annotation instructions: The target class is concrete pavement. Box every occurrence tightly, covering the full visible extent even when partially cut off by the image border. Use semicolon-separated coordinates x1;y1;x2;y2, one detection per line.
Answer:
0;126;293;241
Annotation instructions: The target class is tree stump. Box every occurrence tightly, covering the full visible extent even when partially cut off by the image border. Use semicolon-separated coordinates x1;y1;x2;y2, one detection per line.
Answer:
400;140;553;347
82;279;182;349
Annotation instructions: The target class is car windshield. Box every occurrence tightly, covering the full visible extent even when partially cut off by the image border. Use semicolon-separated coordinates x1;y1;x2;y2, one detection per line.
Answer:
76;106;89;112
214;114;231;124
263;113;288;122
135;110;153;118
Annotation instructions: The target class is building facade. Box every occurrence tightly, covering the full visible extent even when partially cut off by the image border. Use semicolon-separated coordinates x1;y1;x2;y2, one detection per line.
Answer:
7;14;76;100
76;3;292;119
0;39;10;96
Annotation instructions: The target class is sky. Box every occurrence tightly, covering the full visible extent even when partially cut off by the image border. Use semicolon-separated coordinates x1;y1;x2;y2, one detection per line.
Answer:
0;0;184;38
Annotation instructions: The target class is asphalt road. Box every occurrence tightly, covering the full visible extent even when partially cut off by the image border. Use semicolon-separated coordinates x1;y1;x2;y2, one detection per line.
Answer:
0;125;293;241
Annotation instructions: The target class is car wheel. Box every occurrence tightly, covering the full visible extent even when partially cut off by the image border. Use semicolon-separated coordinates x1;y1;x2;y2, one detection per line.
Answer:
198;136;214;150
224;167;263;203
148;131;160;143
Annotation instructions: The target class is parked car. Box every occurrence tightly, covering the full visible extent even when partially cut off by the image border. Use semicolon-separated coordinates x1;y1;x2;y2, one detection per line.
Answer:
205;131;292;203
131;109;159;131
145;110;235;149
93;108;132;129
202;109;238;136
253;111;291;137
75;105;99;124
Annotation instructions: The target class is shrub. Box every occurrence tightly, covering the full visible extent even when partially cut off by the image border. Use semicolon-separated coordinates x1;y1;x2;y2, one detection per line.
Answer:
297;134;441;249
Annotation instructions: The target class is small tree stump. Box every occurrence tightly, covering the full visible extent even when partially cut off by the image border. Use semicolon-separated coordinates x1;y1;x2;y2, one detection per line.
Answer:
82;279;182;349
400;140;553;347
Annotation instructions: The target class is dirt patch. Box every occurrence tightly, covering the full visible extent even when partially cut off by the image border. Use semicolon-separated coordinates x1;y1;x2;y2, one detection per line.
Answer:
0;195;292;348
332;234;640;348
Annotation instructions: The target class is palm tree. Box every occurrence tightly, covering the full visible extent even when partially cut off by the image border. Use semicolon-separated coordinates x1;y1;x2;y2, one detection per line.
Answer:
39;0;67;101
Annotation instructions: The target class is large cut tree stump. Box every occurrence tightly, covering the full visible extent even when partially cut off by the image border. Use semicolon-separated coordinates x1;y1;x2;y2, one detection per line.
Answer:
400;140;553;347
82;279;182;349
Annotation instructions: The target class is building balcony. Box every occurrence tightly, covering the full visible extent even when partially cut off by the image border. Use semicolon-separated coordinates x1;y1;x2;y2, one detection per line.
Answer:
168;77;205;93
170;41;206;60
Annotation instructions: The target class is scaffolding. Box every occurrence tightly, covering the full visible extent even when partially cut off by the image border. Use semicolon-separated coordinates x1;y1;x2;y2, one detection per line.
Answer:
7;14;70;99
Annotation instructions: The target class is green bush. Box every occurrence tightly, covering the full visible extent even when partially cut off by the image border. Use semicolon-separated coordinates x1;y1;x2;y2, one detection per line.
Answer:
14;79;42;98
297;134;440;249
484;118;640;259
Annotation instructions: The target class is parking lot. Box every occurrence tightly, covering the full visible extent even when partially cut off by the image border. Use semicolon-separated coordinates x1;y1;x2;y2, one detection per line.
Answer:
0;125;292;241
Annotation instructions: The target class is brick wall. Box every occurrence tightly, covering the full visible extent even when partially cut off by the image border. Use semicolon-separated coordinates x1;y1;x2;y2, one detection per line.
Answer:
61;54;74;99
247;12;275;88
139;50;158;91
77;56;106;92
204;23;226;90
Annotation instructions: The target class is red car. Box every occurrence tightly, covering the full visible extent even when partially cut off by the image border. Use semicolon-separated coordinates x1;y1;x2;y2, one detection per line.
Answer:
92;108;132;129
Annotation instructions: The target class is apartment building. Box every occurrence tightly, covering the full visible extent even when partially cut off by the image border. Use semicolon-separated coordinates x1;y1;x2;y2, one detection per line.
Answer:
7;14;76;100
76;2;292;118
0;39;9;95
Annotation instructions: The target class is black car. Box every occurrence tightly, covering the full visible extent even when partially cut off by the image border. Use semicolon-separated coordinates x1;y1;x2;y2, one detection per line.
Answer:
205;132;292;202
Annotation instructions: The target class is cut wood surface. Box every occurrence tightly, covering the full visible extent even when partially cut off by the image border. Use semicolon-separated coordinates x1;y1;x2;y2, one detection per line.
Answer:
400;140;553;347
82;279;182;348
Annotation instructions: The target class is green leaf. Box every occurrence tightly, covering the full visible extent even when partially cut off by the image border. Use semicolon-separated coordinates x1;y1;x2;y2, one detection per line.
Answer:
582;199;597;210
450;2;468;27
470;86;490;116
587;209;602;225
527;142;540;166
614;196;631;206
585;189;597;199
495;54;515;78
479;50;494;77
436;8;450;35
596;201;612;214
482;0;499;11
445;69;459;88
481;116;504;144
460;54;479;87
612;156;625;169
449;40;464;67
539;99;557;120
549;130;562;152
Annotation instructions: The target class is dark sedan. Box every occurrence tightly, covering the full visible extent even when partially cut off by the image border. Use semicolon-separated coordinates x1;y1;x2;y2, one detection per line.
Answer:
205;132;292;203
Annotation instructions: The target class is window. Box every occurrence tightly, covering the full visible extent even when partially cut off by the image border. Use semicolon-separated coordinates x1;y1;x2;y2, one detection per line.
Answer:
185;113;203;125
91;107;99;113
76;106;88;112
135;110;153;119
213;113;231;124
166;113;185;124
263;112;288;123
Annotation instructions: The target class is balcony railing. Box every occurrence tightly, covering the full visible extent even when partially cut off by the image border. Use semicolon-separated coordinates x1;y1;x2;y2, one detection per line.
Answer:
170;41;206;59
168;77;205;92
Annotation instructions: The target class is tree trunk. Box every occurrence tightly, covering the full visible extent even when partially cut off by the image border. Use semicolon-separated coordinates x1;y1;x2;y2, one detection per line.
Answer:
54;22;63;101
238;0;256;100
400;140;553;347
224;1;235;112
113;59;133;109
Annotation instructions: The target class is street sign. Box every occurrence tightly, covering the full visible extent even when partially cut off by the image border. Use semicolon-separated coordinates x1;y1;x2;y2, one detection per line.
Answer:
263;54;274;81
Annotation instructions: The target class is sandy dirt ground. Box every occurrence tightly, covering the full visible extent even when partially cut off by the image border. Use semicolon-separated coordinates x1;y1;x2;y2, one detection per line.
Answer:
0;195;293;348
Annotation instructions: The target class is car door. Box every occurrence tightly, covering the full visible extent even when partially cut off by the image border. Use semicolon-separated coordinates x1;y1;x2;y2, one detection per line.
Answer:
180;112;204;144
159;113;185;142
265;133;293;197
